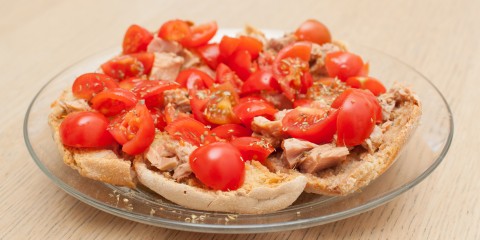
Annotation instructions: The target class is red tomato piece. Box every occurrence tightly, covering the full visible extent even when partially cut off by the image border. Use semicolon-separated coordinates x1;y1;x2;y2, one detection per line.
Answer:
157;19;192;45
165;118;215;146
204;83;240;125
358;62;370;76
230;137;274;162
118;77;147;91
196;43;220;69
293;99;313;108
331;88;382;124
238;95;268;104
215;63;243;91
149;107;167;130
59;111;114;148
131;80;180;108
101;52;154;80
294;19;332;45
241;70;281;95
236;36;263;60
346;76;386;96
211;124;252;141
273;41;312;100
72;73;118;101
189;90;211;125
325;51;364;82
122;24;154;54
219;36;240;58
90;88;138;116
227;50;253;81
164;103;191;124
282;107;338;144
175;68;214;90
233;100;278;127
189;142;245;191
182;21;218;48
109;104;155;155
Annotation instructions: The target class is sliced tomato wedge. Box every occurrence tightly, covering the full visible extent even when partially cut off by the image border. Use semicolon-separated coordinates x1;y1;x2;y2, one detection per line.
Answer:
241;70;281;95
189;90;211;125
122;24;154;54
215;63;243;91
227;50;253;81
196;43;220;69
325;51;364;82
182;21;218;48
282;107;338;144
165;118;215;146
131;80;180;108
149;107;167;130
101;52;154;80
236;36;263;60
230;137;274;162
118;77;147;91
157;19;192;45
219;36;240;58
331;88;382;123
233;100;278;127
109;104;155;155
211;124;252;141
346;76;386;96
273;41;312;100
293;98;314;108
90;88;138;116
204;83;240;125
175;68;214;90
238;95;268;104
72;73;118;101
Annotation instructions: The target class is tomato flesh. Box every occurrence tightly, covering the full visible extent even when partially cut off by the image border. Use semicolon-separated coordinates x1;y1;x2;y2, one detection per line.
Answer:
332;88;382;123
233;100;278;127
325;51;364;82
230;137;274;162
72;73;118;101
204;83;240;125
90;88;138;116
165;118;215;146
131;80;180;108
282;107;338;144
211;124;252;141
122;24;154;54
241;70;281;95
182;21;218;48
158;20;192;45
176;68;214;90
346;76;386;96
196;43;220;69
189;142;245;191
60;111;114;148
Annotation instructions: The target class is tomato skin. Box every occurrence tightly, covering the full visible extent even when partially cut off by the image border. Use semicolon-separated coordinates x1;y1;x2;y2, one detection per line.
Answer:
215;63;243;91
189;142;245;191
230;137;274;162
282;107;338;144
332;88;382;123
109;104;155;155
60;111;114;148
182;21;218;48
219;36;240;58
131;80;180;108
236;36;263;60
149;107;167;130
346;76;386;96
157;20;192;45
122;24;154;54
175;68;214;90
295;19;331;45
118;77;147;91
72;73;118;101
241;70;281;95
325;51;364;82
293;99;313;108
196;43;220;69
189;90;211;125
90;88;138;116
211;124;252;141
204;83;240;125
227;50;253;81
101;52;154;80
165;118;215;146
233;100;278;127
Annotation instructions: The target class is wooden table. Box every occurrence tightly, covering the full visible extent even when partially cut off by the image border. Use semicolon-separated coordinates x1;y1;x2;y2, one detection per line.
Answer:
2;0;478;239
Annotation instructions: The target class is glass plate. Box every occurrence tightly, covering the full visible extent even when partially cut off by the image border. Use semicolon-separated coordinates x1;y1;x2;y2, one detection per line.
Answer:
24;29;453;233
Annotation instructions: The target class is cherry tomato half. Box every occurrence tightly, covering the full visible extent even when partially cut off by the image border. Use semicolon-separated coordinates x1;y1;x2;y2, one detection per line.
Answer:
215;63;243;91
157;19;192;45
325;51;364;82
241;70;281;95
175;68;214;90
233;99;278;127
90;88;138;116
165;118;215;146
230;137;274;162
101;52;155;80
294;19;332;45
59;111;114;148
196;43;220;69
331;88;382;123
282;107;338;144
189;142;245;191
109;104;155;155
182;21;218;48
204;83;240;125
72;73;118;101
122;24;154;54
131;80;180;108
211;124;252;141
346;76;386;96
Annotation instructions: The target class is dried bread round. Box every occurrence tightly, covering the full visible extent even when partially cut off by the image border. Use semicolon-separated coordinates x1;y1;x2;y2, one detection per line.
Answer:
134;160;307;214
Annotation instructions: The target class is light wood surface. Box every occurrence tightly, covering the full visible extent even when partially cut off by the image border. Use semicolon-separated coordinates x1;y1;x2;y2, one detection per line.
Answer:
1;0;479;239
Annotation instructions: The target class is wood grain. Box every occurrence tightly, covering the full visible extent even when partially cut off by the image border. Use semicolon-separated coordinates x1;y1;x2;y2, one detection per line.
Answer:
1;0;479;239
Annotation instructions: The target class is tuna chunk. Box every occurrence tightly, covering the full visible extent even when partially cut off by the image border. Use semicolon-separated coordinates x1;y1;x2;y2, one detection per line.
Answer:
163;88;191;112
251;117;288;148
309;43;342;77
266;33;296;52
149;52;184;81
179;48;201;70
147;37;183;54
298;144;349;173
172;163;192;181
281;138;318;168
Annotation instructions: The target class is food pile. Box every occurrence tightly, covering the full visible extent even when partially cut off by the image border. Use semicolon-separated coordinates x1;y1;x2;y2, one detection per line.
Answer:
49;19;421;214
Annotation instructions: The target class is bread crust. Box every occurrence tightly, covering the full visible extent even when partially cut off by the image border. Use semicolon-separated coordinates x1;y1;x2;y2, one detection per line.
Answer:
134;160;307;214
264;86;422;196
